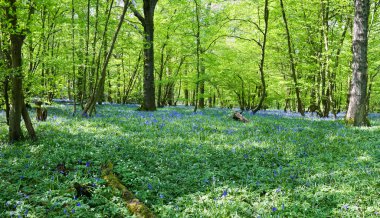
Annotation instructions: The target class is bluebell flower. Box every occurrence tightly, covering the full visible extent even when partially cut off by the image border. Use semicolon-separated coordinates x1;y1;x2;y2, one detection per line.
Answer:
148;184;153;190
76;203;81;207
71;209;75;213
221;189;227;197
342;204;349;210
273;170;277;177
272;207;278;212
159;193;164;198
86;161;90;167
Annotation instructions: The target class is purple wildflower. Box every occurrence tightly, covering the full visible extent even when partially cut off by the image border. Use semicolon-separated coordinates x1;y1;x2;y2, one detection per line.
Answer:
221;189;228;197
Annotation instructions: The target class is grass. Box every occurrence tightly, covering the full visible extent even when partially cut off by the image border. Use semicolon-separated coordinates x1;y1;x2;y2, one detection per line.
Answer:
0;104;379;217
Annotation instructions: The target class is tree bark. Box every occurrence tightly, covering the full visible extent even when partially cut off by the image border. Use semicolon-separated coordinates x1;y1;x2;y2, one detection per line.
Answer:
279;0;304;116
83;0;129;116
346;0;370;126
193;0;201;112
131;0;158;111
6;0;36;142
252;0;269;114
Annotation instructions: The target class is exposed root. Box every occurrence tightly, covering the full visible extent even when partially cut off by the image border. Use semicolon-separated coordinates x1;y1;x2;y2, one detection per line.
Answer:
101;162;155;218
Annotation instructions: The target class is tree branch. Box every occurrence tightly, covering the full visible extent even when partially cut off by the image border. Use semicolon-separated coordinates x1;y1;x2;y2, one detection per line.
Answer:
227;16;264;35
130;0;145;25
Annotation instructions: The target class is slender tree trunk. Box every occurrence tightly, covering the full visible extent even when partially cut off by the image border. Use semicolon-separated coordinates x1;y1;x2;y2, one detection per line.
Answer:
1;46;11;125
124;50;142;103
21;101;36;140
330;19;350;117
83;0;118;116
199;59;205;109
193;0;201;112
279;0;304;116
366;71;378;112
72;0;76;114
3;77;10;125
346;0;370;126
320;0;330;117
184;89;189;106
252;0;269;114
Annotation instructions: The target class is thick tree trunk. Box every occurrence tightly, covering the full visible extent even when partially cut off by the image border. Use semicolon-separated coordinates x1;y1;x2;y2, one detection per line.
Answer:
9;68;24;141
346;0;370;126
138;0;158;111
7;0;30;142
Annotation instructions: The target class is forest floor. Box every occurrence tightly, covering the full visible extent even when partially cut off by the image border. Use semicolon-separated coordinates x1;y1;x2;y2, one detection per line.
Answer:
0;104;379;217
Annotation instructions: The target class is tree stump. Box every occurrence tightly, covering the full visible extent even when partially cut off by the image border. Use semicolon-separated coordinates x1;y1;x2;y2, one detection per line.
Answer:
232;111;249;123
35;101;47;121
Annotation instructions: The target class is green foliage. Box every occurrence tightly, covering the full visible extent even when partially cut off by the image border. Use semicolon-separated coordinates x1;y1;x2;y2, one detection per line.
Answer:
0;105;379;217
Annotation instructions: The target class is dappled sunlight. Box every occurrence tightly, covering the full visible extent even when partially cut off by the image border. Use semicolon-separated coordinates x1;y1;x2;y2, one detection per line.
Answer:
0;105;379;217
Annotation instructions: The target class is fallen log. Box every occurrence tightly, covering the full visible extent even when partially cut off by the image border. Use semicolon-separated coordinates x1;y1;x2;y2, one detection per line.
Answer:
232;111;249;123
101;162;155;218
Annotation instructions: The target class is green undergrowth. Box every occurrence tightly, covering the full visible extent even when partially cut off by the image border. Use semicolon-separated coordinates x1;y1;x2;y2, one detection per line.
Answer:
0;105;379;217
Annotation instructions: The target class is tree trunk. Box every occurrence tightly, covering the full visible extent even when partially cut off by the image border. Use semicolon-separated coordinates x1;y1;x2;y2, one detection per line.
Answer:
184;89;189;106
132;0;158;111
279;0;304;116
199;60;205;109
83;0;129;116
3;77;10;125
346;0;370;126
124;50;142;103
72;0;76;114
6;0;37;142
320;0;330;117
193;0;201;112
252;0;269;114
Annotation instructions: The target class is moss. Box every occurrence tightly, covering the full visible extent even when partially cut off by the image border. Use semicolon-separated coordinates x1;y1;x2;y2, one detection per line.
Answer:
345;117;371;127
101;162;155;218
345;117;355;126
